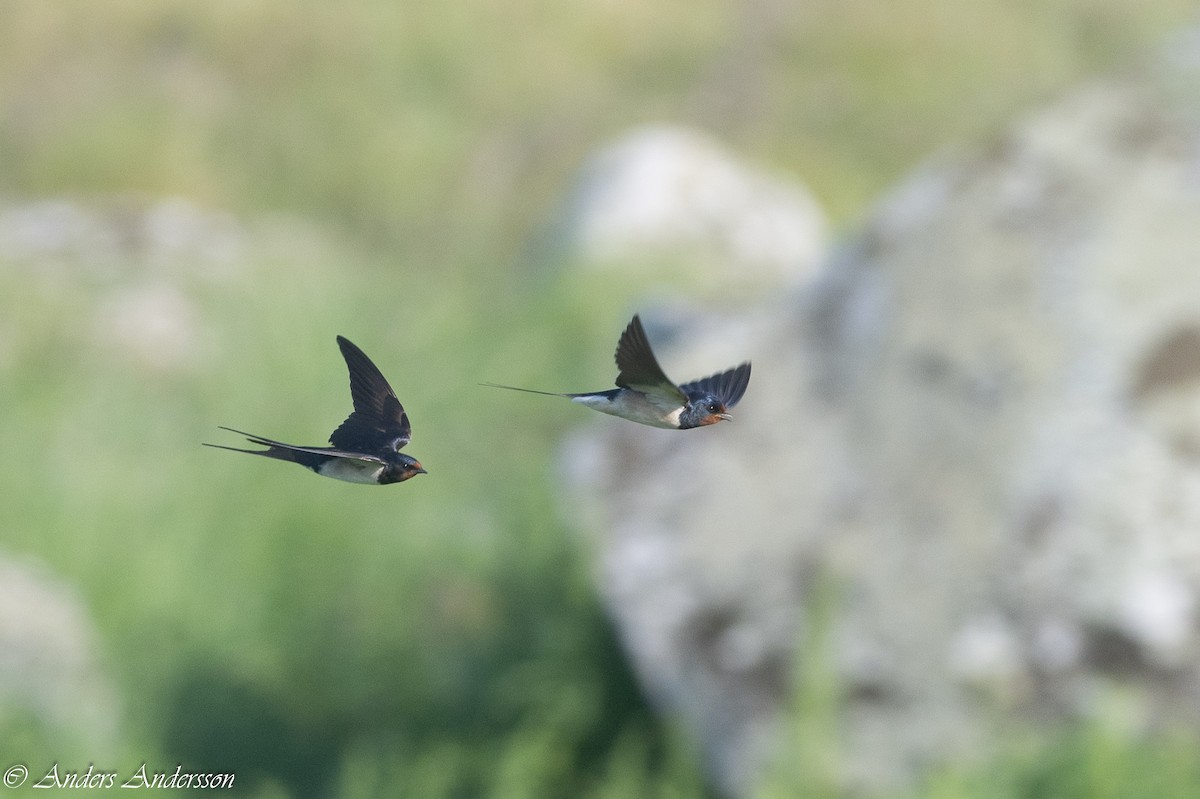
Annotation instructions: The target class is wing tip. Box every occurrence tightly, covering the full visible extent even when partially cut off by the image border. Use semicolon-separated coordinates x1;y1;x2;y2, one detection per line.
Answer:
336;334;366;361
722;361;752;408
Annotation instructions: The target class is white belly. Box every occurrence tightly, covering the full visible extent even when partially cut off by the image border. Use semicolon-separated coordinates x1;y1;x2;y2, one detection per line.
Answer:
572;393;682;429
314;457;386;484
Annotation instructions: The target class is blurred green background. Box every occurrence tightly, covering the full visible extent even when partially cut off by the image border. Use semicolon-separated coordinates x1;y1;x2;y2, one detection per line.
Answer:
1;2;1197;797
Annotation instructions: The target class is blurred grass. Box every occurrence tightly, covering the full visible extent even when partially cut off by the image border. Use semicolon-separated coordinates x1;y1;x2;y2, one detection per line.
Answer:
3;0;1194;239
1;1;1199;797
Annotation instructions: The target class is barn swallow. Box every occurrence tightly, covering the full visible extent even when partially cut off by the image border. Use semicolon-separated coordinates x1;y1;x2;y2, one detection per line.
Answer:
485;314;750;429
204;336;427;484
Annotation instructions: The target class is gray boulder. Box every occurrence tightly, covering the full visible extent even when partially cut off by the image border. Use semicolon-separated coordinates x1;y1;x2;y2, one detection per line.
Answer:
0;554;119;752
562;33;1200;797
548;125;828;297
0;197;240;372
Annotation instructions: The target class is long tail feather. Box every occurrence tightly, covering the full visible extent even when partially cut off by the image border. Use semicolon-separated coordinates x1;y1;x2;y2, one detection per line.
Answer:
479;382;568;398
201;440;300;463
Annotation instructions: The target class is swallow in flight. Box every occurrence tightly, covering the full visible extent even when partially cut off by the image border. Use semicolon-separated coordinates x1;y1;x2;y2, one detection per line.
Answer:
204;336;427;484
485;314;750;429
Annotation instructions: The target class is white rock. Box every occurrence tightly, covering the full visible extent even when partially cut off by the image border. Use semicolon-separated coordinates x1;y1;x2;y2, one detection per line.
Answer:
553;126;828;296
563;36;1200;797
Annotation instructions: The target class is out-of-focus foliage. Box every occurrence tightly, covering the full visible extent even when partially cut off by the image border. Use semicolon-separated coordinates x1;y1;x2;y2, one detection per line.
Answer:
2;1;1192;240
0;1;1197;797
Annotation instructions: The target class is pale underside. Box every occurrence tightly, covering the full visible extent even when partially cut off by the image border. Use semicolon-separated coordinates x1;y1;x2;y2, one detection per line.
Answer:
572;391;683;429
314;456;387;484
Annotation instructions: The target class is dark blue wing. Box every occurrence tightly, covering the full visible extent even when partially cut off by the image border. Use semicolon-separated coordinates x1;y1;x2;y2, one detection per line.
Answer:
329;336;412;453
679;361;751;409
613;315;687;404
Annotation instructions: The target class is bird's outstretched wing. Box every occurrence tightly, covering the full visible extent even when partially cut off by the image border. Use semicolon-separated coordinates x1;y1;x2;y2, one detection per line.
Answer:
329;336;412;454
613;315;687;405
679;362;752;409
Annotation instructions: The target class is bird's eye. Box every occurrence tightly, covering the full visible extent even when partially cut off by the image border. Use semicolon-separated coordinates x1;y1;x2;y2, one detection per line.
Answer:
707;402;721;413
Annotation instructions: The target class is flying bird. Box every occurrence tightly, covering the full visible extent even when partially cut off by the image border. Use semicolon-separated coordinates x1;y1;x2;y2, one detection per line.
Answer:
204;336;427;484
485;314;750;429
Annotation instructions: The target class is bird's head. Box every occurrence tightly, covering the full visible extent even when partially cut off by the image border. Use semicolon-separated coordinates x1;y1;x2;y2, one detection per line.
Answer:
680;395;733;429
391;454;428;483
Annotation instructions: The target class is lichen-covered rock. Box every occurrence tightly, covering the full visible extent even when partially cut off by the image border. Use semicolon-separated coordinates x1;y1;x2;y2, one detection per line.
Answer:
547;125;827;297
562;32;1200;797
0;554;119;752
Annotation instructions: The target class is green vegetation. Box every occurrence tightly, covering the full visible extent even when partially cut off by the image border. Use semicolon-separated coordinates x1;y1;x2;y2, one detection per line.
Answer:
1;2;1198;796
916;725;1200;799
